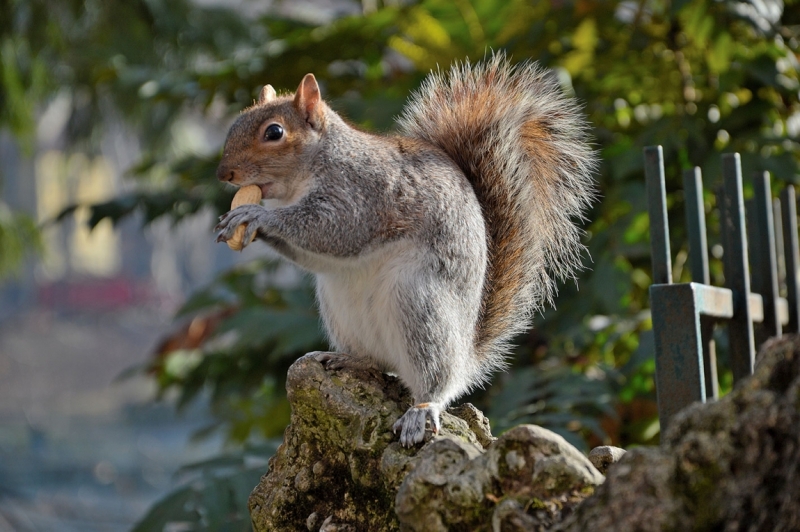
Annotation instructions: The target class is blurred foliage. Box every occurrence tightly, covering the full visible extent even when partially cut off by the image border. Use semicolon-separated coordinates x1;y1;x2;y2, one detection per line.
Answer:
147;259;325;442
3;0;800;528
0;200;41;280
130;440;279;532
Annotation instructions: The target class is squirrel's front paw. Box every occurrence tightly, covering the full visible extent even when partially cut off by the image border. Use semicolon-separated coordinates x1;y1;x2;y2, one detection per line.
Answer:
393;403;442;447
214;204;268;244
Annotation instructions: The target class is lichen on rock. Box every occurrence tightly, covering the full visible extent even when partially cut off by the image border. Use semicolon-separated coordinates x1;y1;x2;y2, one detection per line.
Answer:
249;333;800;531
560;334;800;531
587;446;626;475
395;424;603;532
248;354;603;531
248;354;408;531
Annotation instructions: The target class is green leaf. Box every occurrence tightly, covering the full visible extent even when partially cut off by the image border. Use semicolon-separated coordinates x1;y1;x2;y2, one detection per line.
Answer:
130;485;200;532
176;288;233;318
0;203;42;280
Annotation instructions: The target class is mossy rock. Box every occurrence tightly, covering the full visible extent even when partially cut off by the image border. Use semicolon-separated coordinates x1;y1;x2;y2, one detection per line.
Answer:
249;354;603;531
561;334;800;531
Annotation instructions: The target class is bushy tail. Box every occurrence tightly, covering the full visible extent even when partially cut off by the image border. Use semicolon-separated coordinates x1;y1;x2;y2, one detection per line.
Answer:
396;53;598;375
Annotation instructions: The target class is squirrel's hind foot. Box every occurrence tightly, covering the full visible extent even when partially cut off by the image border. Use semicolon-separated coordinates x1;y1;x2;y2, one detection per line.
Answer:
393;402;442;447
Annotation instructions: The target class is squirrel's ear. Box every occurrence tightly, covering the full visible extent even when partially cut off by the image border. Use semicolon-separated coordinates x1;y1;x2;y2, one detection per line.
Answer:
257;84;277;105
293;74;323;128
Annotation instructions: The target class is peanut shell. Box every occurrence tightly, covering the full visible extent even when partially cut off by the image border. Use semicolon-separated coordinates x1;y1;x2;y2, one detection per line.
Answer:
227;185;262;251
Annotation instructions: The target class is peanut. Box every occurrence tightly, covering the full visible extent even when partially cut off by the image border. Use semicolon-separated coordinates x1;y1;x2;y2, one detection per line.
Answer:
227;185;262;251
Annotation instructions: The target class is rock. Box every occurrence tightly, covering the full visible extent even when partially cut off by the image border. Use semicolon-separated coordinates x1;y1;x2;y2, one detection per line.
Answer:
492;498;540;532
251;333;800;531
587;446;626;475
447;403;496;448
248;354;410;532
560;334;800;531
395;425;603;532
249;354;603;531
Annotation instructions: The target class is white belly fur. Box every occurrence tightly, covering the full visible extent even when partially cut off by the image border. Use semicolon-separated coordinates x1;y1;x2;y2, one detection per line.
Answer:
314;239;423;380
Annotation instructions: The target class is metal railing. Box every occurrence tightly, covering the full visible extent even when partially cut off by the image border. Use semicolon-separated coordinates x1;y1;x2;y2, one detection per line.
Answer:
644;145;800;432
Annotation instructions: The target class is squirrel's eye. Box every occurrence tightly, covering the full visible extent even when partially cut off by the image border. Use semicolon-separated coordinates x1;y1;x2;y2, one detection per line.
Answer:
265;124;284;141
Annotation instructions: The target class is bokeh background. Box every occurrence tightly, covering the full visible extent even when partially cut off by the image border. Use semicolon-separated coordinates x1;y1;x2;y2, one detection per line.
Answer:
1;0;798;529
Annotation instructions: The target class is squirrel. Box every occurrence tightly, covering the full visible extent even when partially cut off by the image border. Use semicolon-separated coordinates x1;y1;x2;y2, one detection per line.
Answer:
214;53;597;447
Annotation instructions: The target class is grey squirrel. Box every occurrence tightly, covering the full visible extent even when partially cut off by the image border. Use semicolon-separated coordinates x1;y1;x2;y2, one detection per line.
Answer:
214;54;598;446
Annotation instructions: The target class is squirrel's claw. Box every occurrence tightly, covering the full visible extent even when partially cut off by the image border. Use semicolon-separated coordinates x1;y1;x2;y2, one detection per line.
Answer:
213;219;229;234
309;351;350;370
393;403;442;447
243;222;258;246
215;204;268;242
214;219;238;241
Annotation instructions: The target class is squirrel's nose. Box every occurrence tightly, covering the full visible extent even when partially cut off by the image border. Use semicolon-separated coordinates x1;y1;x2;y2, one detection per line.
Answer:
216;164;237;182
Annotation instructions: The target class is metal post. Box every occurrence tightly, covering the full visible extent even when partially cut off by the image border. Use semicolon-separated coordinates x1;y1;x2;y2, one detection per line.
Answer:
717;185;728;272
773;199;791;328
684;167;710;283
683;167;717;399
751;171;781;346
781;185;800;333
650;283;734;433
650;284;705;434
721;153;755;381
645;146;672;284
773;198;785;291
699;316;718;399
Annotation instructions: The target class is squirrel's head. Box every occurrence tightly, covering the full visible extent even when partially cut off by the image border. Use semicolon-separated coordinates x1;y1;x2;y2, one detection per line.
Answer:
216;74;326;206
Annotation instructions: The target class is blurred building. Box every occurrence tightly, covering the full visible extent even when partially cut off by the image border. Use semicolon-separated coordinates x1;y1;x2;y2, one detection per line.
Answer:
0;93;241;531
